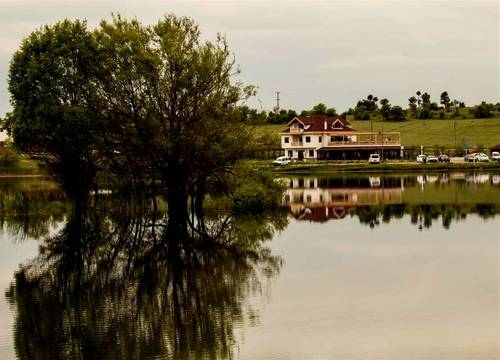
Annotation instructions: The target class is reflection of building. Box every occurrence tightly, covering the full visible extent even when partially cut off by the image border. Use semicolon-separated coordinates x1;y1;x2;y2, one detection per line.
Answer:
279;115;402;160
283;177;404;222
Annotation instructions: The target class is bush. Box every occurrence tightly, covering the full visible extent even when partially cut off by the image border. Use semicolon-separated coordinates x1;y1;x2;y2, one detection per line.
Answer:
473;102;494;118
385;106;405;122
353;107;370;120
232;170;286;213
0;147;20;167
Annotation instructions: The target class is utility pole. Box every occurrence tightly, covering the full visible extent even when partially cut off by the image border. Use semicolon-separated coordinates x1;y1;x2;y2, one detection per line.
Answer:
454;121;457;151
380;127;384;162
370;117;373;140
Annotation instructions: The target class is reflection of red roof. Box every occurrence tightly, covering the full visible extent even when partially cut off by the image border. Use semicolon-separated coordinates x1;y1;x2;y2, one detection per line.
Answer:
291;206;352;222
281;115;354;133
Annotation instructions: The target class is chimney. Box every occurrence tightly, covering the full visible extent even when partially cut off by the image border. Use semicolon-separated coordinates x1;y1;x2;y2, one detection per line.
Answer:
324;120;327;130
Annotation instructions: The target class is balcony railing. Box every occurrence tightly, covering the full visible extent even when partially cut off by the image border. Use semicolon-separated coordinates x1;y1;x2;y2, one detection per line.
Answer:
291;141;303;146
328;139;401;146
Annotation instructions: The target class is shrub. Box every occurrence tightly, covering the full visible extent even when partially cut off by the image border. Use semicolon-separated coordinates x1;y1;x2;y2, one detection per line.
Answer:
232;170;286;213
0;147;20;167
473;102;494;118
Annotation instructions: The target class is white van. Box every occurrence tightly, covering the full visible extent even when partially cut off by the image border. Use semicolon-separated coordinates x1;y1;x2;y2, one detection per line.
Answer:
272;156;291;166
368;154;380;164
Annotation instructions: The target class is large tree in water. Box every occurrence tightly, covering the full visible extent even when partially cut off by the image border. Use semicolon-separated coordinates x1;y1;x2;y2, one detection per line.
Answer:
5;20;101;209
95;15;254;240
6;15;255;237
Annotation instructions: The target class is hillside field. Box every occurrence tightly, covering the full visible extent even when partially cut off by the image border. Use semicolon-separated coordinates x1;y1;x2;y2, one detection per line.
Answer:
253;117;500;149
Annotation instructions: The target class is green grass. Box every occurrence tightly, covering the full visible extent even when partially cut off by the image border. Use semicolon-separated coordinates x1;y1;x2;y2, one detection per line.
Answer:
0;156;42;175
252;117;500;149
270;161;500;174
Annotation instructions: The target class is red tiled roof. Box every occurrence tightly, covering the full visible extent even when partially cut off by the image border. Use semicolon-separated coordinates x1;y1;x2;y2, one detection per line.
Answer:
281;115;354;133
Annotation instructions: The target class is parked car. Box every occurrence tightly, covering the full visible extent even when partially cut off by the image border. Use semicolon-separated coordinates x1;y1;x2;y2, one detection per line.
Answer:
426;155;438;163
474;153;490;162
464;153;476;162
438;154;450;162
491;151;500;162
368;153;380;164
416;154;427;163
272;156;291;166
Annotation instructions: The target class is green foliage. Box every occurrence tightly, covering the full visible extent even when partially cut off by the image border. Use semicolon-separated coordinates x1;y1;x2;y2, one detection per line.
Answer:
440;91;451;110
232;170;285;212
473;102;494;118
267;109;297;124
0;146;20;167
353;94;379;120
385;106;405;122
6;19;100;200
300;103;337;117
353;107;371;120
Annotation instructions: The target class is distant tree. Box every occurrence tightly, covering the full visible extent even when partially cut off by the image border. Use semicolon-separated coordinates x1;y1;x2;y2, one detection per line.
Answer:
353;95;379;120
379;98;391;120
420;92;431;119
267;109;297;124
311;103;327;115
416;91;422;108
440;91;451;110
386;106;405;122
473;102;494;118
325;107;337;116
408;96;417;114
353;107;370;120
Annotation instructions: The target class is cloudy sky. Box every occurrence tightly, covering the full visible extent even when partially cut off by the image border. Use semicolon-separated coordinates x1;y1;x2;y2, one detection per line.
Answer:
0;0;498;114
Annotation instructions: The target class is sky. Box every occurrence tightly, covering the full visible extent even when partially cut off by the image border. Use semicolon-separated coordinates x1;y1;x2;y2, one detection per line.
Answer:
0;0;498;115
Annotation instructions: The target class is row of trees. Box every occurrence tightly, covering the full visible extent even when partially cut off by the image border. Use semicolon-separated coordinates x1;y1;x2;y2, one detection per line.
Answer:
3;15;283;240
349;91;498;121
235;102;338;124
236;93;499;124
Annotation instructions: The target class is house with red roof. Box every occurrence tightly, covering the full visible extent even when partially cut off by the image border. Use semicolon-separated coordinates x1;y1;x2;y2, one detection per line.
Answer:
279;115;402;160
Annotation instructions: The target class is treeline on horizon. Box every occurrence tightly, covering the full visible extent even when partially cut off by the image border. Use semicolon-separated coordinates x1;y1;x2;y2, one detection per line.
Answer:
234;92;500;124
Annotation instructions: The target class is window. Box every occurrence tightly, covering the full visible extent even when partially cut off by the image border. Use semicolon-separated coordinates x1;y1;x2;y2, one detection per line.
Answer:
330;136;344;142
288;150;293;157
305;136;311;143
319;136;322;143
306;195;312;203
284;137;289;143
309;149;314;157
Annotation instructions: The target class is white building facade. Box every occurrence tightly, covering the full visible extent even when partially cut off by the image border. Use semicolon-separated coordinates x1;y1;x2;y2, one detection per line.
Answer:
279;115;401;160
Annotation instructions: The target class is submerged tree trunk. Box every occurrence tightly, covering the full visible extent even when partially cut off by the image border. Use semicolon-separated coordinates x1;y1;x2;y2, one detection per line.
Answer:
165;166;189;242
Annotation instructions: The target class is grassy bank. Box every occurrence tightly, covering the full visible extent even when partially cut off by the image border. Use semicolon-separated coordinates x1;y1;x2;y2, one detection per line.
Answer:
253;117;500;149
0;156;42;175
268;161;500;174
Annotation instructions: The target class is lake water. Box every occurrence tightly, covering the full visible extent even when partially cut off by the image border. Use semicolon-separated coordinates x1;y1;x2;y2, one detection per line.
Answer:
0;173;499;359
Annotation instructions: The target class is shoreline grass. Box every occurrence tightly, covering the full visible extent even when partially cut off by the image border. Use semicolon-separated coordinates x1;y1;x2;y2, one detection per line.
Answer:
268;161;500;174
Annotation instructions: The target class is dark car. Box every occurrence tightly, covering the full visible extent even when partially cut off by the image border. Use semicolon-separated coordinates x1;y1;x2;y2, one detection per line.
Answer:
438;154;450;163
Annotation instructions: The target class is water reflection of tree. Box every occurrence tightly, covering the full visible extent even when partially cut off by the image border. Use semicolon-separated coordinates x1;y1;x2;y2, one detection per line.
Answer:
352;204;500;230
6;207;286;360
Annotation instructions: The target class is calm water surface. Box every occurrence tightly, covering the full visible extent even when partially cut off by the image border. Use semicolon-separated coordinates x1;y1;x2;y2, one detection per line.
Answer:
0;173;499;359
